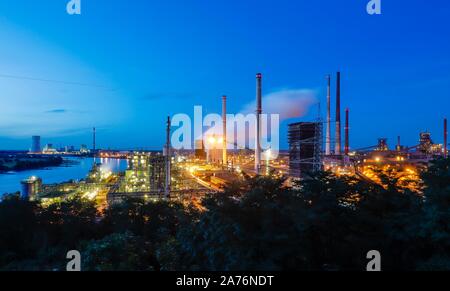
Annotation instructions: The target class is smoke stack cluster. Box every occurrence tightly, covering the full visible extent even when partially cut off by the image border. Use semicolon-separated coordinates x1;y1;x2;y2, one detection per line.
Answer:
335;72;342;155
222;95;227;165
445;118;448;158
345;108;349;155
326;75;331;156
255;73;262;174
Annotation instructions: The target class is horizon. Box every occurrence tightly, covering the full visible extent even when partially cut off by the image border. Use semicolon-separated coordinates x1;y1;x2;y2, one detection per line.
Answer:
0;0;449;150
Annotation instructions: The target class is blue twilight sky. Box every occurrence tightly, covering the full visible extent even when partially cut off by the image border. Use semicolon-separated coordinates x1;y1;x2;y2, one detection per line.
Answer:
0;0;449;150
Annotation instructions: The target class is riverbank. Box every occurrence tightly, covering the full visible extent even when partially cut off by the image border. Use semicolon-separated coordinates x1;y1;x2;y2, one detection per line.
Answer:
0;154;64;173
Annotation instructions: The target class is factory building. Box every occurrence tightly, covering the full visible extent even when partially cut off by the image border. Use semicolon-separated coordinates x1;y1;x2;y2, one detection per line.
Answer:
205;135;225;165
195;139;207;160
21;176;42;201
123;152;167;193
208;148;223;165
288;122;323;179
376;138;389;152
417;132;443;155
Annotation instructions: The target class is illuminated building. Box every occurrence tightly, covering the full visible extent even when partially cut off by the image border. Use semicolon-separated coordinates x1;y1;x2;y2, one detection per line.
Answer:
122;152;167;193
80;144;90;154
43;144;58;154
21;176;42;201
206;135;224;165
376;138;389;151
417;132;443;155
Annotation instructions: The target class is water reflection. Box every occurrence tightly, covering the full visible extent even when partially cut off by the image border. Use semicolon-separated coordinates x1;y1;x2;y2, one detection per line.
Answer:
0;157;128;195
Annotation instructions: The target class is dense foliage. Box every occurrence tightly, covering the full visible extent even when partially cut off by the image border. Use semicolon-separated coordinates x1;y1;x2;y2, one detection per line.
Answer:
0;158;449;271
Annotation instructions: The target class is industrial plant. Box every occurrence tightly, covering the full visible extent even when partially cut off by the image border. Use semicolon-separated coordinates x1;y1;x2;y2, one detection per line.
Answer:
290;71;448;192
11;72;448;208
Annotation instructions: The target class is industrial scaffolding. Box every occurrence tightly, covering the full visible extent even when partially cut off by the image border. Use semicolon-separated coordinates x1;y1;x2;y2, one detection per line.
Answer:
288;122;323;179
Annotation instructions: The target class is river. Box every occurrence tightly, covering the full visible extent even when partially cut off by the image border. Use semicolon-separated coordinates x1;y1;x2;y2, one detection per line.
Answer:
0;157;128;195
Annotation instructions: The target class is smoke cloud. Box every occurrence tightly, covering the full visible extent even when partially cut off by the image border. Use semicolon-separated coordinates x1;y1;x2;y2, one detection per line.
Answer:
241;89;317;121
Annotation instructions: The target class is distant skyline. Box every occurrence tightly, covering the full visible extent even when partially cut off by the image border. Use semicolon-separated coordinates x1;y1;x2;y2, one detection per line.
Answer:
0;0;449;150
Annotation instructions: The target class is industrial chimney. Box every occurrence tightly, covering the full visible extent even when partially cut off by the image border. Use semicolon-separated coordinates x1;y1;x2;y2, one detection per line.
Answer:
222;95;228;166
445;118;448;158
255;73;262;174
326;75;331;156
345;108;349;155
335;72;342;155
93;127;96;152
165;116;171;198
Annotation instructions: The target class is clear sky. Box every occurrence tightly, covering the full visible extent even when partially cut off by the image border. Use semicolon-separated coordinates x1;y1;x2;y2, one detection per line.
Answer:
0;0;449;150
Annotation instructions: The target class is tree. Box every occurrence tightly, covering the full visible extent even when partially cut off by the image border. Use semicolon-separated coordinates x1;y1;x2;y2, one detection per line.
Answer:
0;196;40;269
1;159;449;271
417;158;450;270
38;195;100;248
80;232;156;271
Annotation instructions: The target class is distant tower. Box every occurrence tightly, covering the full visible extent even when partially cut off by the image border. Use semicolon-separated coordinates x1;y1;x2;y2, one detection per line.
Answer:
222;95;228;166
255;73;262;174
93;127;96;152
335;72;342;155
325;75;332;156
345;108;350;155
165;116;171;198
444;118;448;158
31;136;41;153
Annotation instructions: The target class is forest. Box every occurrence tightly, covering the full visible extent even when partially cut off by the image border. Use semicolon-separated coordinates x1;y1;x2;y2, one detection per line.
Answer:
0;158;448;271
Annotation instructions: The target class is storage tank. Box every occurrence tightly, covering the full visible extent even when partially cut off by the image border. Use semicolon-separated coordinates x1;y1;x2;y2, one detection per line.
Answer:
20;176;42;201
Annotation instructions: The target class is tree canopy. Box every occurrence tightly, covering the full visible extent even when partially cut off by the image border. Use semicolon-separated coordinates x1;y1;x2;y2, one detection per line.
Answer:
0;158;449;271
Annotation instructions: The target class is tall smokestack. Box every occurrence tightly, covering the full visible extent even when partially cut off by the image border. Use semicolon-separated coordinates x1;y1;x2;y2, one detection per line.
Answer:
345;108;349;155
326;75;331;156
335;72;342;155
222;95;227;166
165;116;171;198
255;73;262;174
445;118;448;158
92;127;96;152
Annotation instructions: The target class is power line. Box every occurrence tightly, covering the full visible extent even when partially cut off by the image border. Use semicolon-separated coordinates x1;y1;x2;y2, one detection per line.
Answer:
0;73;108;89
